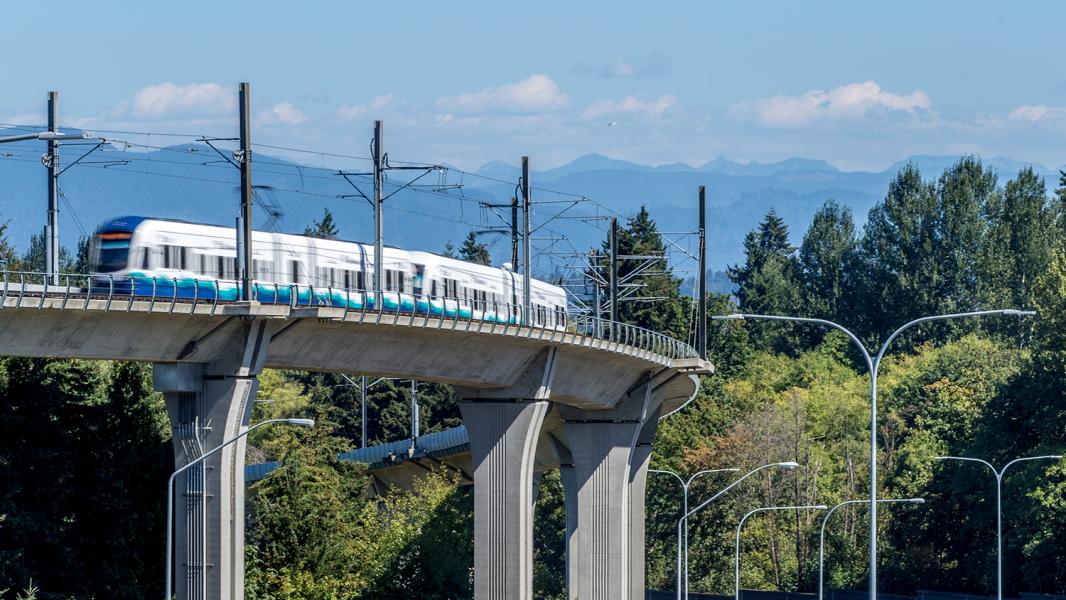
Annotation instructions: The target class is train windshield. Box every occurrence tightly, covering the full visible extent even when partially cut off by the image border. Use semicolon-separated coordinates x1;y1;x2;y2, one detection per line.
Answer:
91;232;132;273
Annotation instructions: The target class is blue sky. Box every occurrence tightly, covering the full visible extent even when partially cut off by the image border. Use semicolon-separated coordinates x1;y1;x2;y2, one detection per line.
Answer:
3;0;1066;171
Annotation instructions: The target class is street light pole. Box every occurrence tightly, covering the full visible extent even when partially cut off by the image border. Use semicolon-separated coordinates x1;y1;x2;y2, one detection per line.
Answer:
937;454;1063;600
713;309;1033;600
651;467;740;600
165;417;314;600
677;461;799;600
736;505;828;600
818;498;925;600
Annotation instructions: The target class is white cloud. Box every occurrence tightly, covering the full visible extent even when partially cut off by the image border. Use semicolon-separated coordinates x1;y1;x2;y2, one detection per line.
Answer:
435;75;569;113
573;54;672;79
582;95;678;120
130;82;234;119
734;81;932;127
257;102;308;126
1007;104;1066;122
336;94;395;120
1;113;45;127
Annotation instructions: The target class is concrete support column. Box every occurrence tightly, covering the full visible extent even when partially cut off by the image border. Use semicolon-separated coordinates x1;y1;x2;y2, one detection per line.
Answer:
460;400;549;600
627;426;658;600
458;347;558;600
557;379;664;600
155;318;271;600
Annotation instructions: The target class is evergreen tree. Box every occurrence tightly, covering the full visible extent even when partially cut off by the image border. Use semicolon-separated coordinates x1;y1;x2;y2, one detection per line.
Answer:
933;156;994;313
798;200;857;323
854;164;940;341
728;209;802;352
0;359;170;599
0;220;16;269
16;229;73;274
458;231;491;265
303;208;339;239
978;167;1054;311
1055;170;1066;234
601;207;688;339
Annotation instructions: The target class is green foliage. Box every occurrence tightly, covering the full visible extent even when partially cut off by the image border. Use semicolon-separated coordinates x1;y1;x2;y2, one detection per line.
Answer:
247;421;473;600
459;231;491;266
303;208;339;239
729;209;803;352
0;359;171;599
799;200;857;325
597;206;689;339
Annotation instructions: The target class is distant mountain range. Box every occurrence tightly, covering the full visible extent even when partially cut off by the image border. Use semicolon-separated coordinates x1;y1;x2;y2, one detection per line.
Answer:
0;141;1062;275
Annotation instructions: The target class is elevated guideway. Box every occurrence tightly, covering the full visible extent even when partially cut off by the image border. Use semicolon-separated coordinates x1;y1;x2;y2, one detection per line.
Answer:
0;272;712;600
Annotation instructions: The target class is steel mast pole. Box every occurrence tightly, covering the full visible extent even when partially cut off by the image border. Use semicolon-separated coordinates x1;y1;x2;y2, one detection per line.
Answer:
609;217;619;326
521;156;531;324
238;83;253;301
697;186;707;358
373;120;384;298
46;91;59;283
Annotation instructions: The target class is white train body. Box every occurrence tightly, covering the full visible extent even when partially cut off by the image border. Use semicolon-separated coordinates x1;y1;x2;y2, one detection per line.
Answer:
87;216;568;328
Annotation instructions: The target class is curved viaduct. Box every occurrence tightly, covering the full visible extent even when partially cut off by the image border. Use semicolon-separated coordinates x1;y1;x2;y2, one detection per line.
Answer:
0;289;712;600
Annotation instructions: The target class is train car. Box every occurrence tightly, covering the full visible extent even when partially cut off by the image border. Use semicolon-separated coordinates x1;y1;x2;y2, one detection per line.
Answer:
86;216;568;328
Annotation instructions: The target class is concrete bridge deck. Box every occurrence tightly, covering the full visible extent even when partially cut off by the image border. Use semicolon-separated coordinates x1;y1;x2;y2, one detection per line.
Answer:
0;277;712;600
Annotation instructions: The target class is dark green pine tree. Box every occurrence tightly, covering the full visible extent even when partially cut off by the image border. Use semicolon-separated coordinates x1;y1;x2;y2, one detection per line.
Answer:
303;208;339;239
459;231;491;266
728;209;803;352
601;206;688;339
798;199;857;323
1055;169;1066;234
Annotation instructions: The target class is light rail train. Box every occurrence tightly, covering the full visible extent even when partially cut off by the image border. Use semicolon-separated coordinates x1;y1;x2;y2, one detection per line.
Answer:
87;216;569;328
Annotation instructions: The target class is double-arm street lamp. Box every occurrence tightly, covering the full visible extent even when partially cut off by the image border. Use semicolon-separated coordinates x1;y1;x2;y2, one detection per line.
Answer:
677;461;799;600
817;498;925;600
165;417;315;600
651;467;741;598
936;454;1063;600
713;309;1033;600
735;504;828;600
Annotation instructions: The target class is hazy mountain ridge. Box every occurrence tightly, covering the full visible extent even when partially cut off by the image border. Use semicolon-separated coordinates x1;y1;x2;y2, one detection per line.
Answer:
0;143;1061;273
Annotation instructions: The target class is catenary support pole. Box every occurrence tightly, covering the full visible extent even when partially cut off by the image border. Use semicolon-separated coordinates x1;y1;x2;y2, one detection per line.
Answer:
373;120;384;297
697;186;707;358
609;217;619;326
521;156;531;323
511;196;519;269
238;83;253;302
360;375;368;449
592;248;602;337
46;91;59;284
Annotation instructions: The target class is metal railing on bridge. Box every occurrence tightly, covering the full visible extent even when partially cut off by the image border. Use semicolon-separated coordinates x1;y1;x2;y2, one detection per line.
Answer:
0;270;699;361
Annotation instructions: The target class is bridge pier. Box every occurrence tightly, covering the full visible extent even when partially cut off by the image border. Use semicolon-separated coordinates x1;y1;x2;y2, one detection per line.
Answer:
557;379;663;600
154;318;271;600
458;348;557;600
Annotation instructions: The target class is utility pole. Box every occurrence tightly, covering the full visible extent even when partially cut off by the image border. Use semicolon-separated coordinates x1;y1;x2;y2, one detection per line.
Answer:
511;196;519;268
697;186;707;359
591;248;602;337
238;82;254;302
521;156;532;323
609;217;619;326
373;120;384;296
46;91;59;283
360;375;368;449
